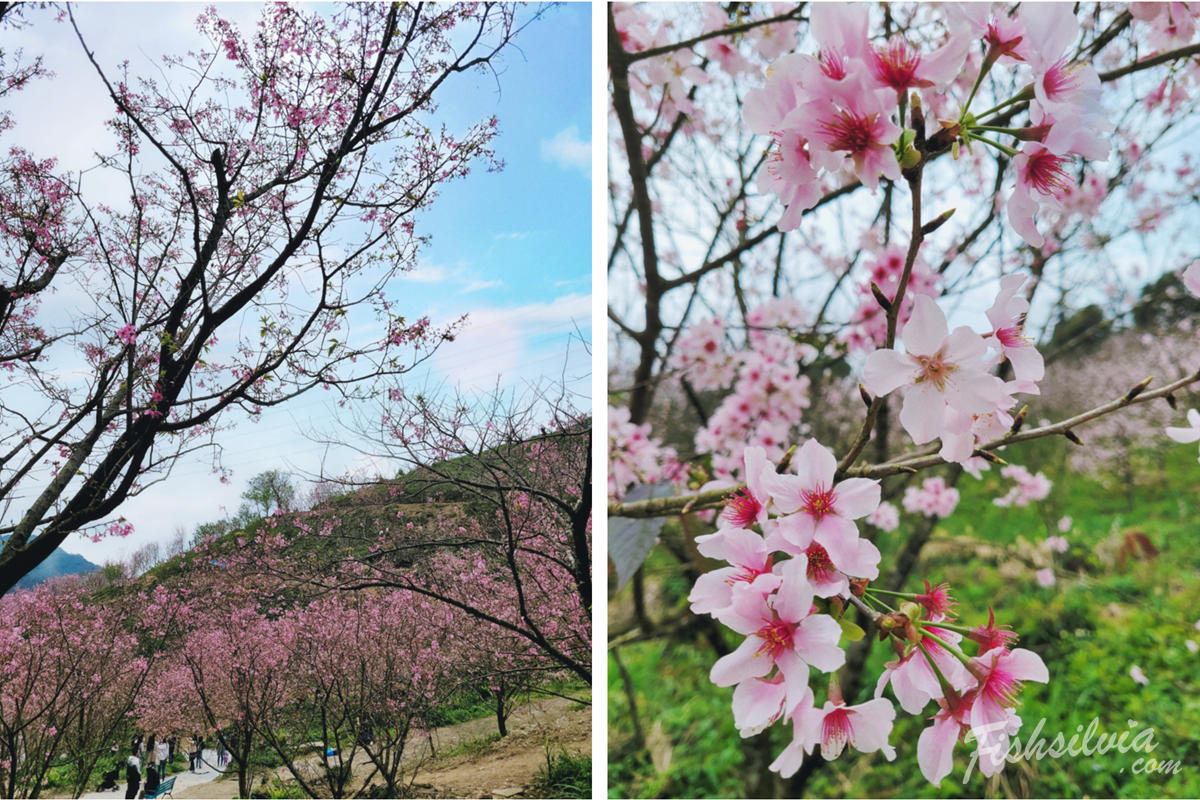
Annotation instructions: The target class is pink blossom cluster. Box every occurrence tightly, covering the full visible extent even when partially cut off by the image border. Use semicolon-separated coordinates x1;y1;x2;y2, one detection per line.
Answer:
607;405;679;501
688;441;887;775
688;444;1049;784
992;464;1052;508
902;476;960;519
743;4;967;229
668;316;735;390
739;3;1130;248
677;299;817;480
843;243;941;353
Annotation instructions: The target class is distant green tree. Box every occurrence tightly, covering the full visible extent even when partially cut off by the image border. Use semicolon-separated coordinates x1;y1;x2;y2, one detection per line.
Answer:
241;470;296;517
1131;271;1200;331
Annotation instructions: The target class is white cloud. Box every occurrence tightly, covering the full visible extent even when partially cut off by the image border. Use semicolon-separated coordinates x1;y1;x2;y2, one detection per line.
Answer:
431;293;591;393
401;264;453;283
494;232;530;241
540;125;590;176
463;279;503;293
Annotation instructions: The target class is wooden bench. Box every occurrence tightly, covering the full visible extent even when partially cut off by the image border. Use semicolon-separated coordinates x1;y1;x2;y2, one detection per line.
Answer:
144;776;176;799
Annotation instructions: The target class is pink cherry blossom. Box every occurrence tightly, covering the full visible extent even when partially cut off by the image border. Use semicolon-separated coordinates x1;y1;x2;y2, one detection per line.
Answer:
985;274;1044;386
902;476;960;519
863;295;1008;449
993;464;1052;507
1035;568;1056;587
710;559;845;703
116;324;137;345
800;697;898;762
866;501;899;531
761;439;880;564
875;626;971;714
689;527;781;617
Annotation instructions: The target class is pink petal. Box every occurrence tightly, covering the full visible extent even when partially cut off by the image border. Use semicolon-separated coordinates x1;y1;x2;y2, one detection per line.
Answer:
1004;647;1049;683
846;698;896;759
732;678;787;736
1007;182;1044;248
863;348;916;397
773;557;815;623
899;383;946;444
1183;262;1200;298
793;439;837;490
770;511;816;551
711;635;772;687
688;569;735;615
695;527;765;565
833;477;880;519
813;514;861;568
769;739;807;778
1166;425;1200;444
792;614;846;673
903;295;950;357
835;536;880;581
917;714;960;787
1006;344;1044;384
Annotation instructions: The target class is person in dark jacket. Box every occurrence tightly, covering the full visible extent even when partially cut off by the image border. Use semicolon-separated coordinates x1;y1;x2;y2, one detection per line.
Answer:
124;755;141;799
143;764;160;797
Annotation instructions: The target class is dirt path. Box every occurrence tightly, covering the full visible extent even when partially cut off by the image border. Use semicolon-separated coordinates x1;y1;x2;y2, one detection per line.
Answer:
79;749;223;800
404;695;591;799
156;695;589;798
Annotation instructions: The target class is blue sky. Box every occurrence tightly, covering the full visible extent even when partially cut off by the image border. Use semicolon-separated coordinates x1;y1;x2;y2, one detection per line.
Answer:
2;3;591;564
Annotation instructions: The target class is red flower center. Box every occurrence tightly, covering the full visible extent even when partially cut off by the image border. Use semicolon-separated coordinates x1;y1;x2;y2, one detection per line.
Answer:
801;484;837;521
820;707;853;756
755;615;796;661
729;555;775;586
870;38;922;91
805;542;837;583
722;489;762;528
1023;150;1071;197
995;325;1026;349
820;110;875;155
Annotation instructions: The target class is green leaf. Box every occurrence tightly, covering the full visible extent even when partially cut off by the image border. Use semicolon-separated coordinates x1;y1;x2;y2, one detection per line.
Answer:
839;618;865;642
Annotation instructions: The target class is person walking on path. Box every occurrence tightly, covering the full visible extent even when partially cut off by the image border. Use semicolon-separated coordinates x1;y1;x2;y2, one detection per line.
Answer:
124;755;141;800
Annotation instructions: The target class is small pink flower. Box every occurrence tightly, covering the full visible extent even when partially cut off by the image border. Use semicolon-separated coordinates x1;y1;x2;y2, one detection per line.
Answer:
986;275;1044;387
863;296;1007;450
866;501;899;531
875;627;971;714
801;697;897;762
1057;516;1072;533
760;439;880;566
116;324;137;345
689;527;781;617
1035;568;1056;587
1130;665;1149;685
710;559;844;703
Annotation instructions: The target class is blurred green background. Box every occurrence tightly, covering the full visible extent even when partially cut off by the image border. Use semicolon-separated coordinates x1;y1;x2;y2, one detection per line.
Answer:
608;437;1200;798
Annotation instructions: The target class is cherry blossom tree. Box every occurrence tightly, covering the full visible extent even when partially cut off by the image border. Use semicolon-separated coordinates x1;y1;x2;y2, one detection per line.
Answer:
608;2;1200;793
0;2;521;594
0;583;166;799
295;382;593;684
